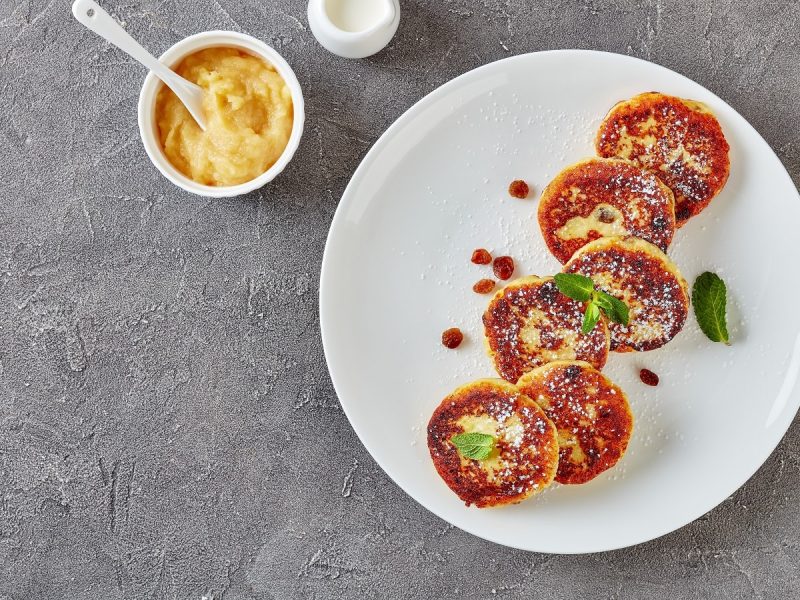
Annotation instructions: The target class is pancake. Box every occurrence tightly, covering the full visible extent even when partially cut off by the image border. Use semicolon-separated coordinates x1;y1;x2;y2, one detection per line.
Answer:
516;361;633;484
595;92;730;226
563;236;689;352
483;276;610;383
427;379;559;507
538;158;676;264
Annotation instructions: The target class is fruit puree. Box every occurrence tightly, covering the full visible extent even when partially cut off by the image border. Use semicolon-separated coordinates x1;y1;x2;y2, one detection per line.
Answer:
155;47;293;186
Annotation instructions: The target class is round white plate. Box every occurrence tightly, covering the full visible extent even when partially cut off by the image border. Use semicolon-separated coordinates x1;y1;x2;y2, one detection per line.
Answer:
319;50;800;553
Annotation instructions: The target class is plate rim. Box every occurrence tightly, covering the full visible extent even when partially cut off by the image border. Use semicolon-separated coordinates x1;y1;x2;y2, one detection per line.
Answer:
319;48;800;553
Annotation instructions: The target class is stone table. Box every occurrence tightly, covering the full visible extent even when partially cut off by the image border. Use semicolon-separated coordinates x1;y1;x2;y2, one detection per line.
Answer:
1;1;799;598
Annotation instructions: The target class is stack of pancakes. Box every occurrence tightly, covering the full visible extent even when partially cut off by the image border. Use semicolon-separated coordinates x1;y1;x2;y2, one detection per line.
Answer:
428;92;730;507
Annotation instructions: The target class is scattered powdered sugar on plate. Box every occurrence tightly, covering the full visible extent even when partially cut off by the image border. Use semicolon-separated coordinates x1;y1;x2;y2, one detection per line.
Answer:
385;82;759;505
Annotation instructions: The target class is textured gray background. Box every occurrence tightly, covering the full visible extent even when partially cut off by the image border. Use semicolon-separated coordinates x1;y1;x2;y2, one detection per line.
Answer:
1;0;799;598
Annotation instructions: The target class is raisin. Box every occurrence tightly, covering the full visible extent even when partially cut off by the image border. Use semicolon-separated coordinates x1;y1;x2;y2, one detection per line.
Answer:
564;365;582;380
652;216;667;230
598;207;616;223
538;281;559;304
441;328;464;349
471;248;492;265
508;179;530;199
639;368;659;386
472;279;496;294
493;256;514;280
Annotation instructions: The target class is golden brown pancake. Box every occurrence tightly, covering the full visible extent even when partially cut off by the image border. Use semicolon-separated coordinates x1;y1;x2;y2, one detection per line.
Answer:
427;379;559;507
483;276;610;383
516;361;633;484
562;236;689;352
596;92;730;226
538;158;676;263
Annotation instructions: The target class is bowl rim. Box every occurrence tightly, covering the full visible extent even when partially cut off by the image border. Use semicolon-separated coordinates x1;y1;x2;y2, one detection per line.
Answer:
310;0;400;39
137;30;305;198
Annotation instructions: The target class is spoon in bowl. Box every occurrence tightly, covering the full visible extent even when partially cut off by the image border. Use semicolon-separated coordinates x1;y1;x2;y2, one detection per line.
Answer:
71;0;207;131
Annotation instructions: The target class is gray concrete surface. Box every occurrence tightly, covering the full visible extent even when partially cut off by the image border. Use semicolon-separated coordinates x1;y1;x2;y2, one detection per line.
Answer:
1;0;799;598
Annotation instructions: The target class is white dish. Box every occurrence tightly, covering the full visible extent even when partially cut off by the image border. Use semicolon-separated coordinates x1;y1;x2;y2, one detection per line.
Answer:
319;50;800;553
137;31;305;198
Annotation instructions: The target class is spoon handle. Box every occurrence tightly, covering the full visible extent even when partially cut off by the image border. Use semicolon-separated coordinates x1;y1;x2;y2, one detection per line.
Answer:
72;1;171;79
71;0;206;129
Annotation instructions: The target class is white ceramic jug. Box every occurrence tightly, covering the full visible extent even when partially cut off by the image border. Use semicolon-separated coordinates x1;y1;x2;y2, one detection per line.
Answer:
308;0;400;59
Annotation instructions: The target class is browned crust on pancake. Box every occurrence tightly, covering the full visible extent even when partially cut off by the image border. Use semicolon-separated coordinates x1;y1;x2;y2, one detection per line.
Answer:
538;158;676;263
563;236;689;352
516;361;633;484
483;276;610;382
427;380;559;507
596;92;730;226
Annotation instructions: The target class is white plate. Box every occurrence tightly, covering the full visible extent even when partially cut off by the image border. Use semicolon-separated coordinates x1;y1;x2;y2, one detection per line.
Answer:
319;50;800;553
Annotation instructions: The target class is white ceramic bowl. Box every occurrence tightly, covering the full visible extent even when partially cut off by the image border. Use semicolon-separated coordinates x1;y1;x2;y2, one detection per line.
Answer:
137;31;305;198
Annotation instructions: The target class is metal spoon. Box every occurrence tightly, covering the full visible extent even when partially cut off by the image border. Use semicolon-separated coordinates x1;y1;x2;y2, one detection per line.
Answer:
71;0;207;131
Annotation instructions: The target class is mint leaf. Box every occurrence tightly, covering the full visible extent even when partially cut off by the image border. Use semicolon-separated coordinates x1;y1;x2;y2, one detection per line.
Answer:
451;432;495;460
692;272;729;344
553;273;594;302
592;292;613;313
557;273;630;333
582;301;601;334
595;290;630;326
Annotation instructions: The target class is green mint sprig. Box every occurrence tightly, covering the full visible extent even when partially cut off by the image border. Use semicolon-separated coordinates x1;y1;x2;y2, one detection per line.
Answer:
450;432;495;460
692;272;730;344
553;273;630;334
